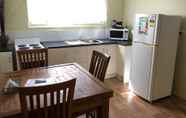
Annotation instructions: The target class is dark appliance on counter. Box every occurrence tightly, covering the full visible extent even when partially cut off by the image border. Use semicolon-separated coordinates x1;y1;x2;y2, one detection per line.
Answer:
112;20;124;29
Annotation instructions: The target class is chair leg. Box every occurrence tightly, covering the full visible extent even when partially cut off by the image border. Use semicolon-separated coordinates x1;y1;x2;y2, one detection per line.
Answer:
92;111;96;118
86;112;96;118
86;113;90;118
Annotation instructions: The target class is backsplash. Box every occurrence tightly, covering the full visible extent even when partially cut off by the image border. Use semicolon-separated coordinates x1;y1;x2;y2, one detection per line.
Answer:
7;28;109;44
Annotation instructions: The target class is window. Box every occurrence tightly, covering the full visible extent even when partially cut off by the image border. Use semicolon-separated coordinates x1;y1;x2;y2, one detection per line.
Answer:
27;0;107;28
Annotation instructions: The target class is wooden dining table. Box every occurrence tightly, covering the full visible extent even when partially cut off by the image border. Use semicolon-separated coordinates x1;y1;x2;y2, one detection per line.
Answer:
0;63;113;118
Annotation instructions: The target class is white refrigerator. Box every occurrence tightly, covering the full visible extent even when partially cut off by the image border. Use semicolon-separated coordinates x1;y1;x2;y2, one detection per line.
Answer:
130;14;181;102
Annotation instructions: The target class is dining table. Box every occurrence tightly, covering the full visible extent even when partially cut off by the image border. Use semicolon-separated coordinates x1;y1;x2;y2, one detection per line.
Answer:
0;63;113;118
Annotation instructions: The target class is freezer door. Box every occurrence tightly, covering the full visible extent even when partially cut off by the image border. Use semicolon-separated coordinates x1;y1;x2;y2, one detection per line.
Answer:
133;14;159;45
130;42;155;101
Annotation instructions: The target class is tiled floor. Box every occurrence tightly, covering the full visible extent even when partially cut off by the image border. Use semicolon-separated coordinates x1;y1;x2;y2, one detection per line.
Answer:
79;78;186;118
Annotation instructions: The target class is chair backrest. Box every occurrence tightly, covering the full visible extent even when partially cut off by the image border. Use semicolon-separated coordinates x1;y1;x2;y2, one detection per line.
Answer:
89;50;111;82
17;48;48;70
19;79;76;118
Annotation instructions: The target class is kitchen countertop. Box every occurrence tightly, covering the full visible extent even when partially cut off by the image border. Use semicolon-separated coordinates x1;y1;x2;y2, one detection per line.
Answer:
41;39;132;49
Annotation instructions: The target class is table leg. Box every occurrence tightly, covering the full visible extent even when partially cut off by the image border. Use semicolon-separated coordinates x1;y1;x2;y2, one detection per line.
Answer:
97;99;109;118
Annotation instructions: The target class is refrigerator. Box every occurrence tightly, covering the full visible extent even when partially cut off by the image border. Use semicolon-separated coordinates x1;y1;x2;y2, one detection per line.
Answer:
129;14;181;102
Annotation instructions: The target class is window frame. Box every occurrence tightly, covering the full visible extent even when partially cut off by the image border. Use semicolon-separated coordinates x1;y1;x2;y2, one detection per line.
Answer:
26;0;108;28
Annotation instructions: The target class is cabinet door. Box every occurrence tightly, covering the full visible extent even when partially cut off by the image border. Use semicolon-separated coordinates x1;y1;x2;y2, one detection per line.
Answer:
73;47;89;70
48;48;66;65
117;45;125;78
117;45;132;83
48;47;90;70
102;45;117;78
0;52;13;73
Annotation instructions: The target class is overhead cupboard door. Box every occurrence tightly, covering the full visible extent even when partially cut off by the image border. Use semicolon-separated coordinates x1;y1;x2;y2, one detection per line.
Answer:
130;42;155;100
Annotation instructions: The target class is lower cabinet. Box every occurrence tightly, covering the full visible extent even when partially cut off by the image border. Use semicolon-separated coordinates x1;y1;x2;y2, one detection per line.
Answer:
0;52;13;73
48;45;118;78
48;44;131;80
102;45;117;78
48;46;90;70
116;45;132;83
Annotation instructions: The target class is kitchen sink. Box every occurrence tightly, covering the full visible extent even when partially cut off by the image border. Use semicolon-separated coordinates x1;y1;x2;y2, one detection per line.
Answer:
65;40;103;45
65;40;89;45
80;39;103;44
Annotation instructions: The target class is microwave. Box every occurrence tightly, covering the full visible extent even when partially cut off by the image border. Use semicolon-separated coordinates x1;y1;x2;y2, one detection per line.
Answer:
109;28;129;40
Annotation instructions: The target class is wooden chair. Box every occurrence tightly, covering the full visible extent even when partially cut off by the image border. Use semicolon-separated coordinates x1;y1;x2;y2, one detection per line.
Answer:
89;50;111;82
18;79;76;118
17;48;48;70
87;50;111;118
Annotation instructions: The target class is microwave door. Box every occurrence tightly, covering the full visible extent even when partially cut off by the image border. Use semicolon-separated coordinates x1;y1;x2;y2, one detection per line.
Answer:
110;30;125;40
110;30;123;39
